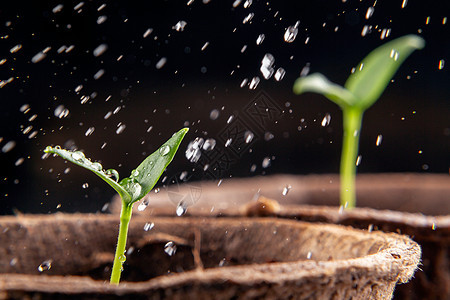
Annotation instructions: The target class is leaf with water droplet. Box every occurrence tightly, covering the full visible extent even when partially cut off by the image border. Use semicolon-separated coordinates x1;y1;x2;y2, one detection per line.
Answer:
119;128;189;204
44;146;131;203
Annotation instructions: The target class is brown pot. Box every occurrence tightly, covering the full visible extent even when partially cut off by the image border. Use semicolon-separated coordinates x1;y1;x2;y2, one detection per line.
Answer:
121;173;450;300
0;214;419;299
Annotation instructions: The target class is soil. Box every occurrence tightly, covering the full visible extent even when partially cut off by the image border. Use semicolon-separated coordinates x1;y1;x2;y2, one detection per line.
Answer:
0;214;420;299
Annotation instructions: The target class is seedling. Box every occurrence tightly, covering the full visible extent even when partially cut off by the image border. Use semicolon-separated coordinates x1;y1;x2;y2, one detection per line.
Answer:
293;35;424;208
44;128;189;285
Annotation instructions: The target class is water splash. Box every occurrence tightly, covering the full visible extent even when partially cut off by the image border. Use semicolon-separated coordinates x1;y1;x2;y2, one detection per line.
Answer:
284;21;300;43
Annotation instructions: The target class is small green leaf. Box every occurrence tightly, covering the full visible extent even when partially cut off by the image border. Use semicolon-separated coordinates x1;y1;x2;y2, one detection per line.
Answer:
345;34;425;110
119;127;189;204
44;146;132;203
293;73;357;109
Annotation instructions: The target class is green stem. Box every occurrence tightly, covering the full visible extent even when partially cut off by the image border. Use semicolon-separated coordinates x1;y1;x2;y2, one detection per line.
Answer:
340;107;364;209
110;201;133;285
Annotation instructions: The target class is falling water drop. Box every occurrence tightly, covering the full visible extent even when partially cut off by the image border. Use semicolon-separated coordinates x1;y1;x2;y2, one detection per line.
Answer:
284;21;300;43
203;138;216;150
164;241;177;256
262;157;271;168
256;34;265;45
376;135;383;146
282;185;291;196
242;13;254;24
176;201;187;216
249;76;260;89
93;44;108;57
321;114;331;127
38;260;52;272
173;20;187;31
144;222;155;231
138;198;149;211
156;57;167;69
274;68;286;81
244;131;254;143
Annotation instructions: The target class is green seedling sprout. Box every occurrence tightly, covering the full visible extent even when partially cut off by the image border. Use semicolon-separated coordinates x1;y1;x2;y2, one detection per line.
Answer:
44;128;189;285
293;35;424;209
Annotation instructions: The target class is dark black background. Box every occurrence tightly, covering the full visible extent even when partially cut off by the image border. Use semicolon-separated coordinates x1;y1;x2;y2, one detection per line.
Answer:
1;0;449;214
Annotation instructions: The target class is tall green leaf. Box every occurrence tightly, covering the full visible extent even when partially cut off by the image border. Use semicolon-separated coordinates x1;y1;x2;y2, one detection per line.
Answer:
120;127;189;204
44;127;189;205
345;34;425;110
44;146;132;203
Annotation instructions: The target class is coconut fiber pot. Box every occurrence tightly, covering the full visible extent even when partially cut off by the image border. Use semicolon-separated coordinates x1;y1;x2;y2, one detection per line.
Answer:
0;213;419;299
122;173;450;300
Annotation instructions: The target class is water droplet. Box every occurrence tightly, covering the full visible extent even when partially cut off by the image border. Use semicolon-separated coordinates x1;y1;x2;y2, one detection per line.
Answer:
10;44;23;53
262;157;271;168
185;138;202;163
368;224;374;232
93;69;105;80
389;49;399;61
118;254;126;263
201;42;209;51
176;201;187;216
38;260;52;272
209;109;220;120
144;222;155;231
306;251;312;259
284;21;300;43
432;222;436;230
256;34;265;45
159;145;170;156
31;50;47;63
227;115;234;124
2;141;16;153
240;45;248;53
274;67;286;81
116;124;126;134
97;15;107;24
401;0;408;8
225;138;232;147
105;169;119;182
15;158;25;166
264;132;274;141
244;131;254;143
173;20;187;31
365;7;374;19
242;13;254;24
93;44;108;57
125;180;142;199
240;78;248;88
321;113;331;127
85;127;95;136
82;182;89;189
244;0;252;8
143;28;153;38
356;155;362;166
376;135;383;146
156;57;167;69
54;105;69;119
138;198;149;211
249;76;260;89
71;151;85;162
131;169;140;177
438;59;445;70
203;138;216;151
52;4;64;13
250;164;257;172
164;241;177;256
282;185;291;196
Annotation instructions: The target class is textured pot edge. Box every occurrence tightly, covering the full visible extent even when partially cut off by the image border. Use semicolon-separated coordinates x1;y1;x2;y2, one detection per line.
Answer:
0;214;421;295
